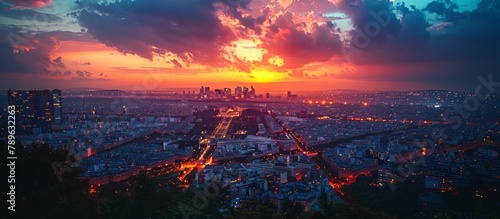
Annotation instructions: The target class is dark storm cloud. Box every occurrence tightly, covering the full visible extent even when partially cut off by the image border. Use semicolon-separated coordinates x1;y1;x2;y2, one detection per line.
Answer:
400;10;430;42
261;11;343;68
0;41;38;73
477;0;500;11
0;28;60;73
337;0;500;91
216;0;267;33
74;0;334;68
346;0;500;64
423;0;465;22
0;27;104;80
341;0;402;43
71;0;254;66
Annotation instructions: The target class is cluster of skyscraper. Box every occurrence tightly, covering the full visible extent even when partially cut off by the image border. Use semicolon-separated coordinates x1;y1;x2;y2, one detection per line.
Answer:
199;85;256;99
7;89;62;134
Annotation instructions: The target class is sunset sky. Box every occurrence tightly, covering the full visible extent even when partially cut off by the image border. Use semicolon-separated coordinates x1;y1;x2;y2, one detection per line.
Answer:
0;0;499;91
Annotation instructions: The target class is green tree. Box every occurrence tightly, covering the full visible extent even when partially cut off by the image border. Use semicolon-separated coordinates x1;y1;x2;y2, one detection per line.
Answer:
3;142;98;219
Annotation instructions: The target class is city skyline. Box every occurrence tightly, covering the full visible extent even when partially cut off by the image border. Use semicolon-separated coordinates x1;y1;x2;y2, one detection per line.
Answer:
1;0;499;92
4;86;499;218
1;0;500;218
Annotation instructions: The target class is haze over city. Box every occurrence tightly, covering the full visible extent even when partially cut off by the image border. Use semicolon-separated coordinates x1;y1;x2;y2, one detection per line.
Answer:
1;0;499;91
1;0;500;219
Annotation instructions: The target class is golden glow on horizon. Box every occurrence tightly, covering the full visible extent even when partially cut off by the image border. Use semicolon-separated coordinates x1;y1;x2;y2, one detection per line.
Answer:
251;69;284;83
46;33;429;92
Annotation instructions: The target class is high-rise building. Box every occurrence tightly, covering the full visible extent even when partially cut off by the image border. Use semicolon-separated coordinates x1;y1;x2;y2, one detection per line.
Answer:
8;90;35;134
243;86;249;98
286;91;297;99
204;87;211;99
214;89;223;98
52;89;62;123
224;88;231;98
249;85;256;98
200;86;205;95
235;86;242;98
266;92;270;99
8;89;63;134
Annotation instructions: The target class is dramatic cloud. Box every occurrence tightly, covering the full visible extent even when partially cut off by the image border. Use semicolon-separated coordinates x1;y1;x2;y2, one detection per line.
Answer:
341;0;402;44
0;28;61;73
53;56;64;67
261;11;343;68
0;0;498;91
72;0;344;70
346;0;500;64
0;27;105;80
423;0;465;22
72;0;246;66
335;0;500;90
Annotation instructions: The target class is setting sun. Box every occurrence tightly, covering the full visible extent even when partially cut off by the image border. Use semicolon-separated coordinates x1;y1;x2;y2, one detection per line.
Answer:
250;68;284;83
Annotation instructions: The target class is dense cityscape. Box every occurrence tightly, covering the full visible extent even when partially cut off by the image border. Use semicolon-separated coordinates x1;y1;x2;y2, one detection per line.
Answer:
1;86;499;218
2;0;500;218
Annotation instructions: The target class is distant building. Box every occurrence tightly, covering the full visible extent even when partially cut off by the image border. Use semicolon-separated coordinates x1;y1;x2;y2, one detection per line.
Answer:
322;148;378;179
424;176;440;189
199;85;257;99
235;86;242;97
52;89;62;123
243;86;249;98
266;92;270;99
287;91;297;99
249;86;256;98
377;164;394;187
8;89;63;134
224;88;231;98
